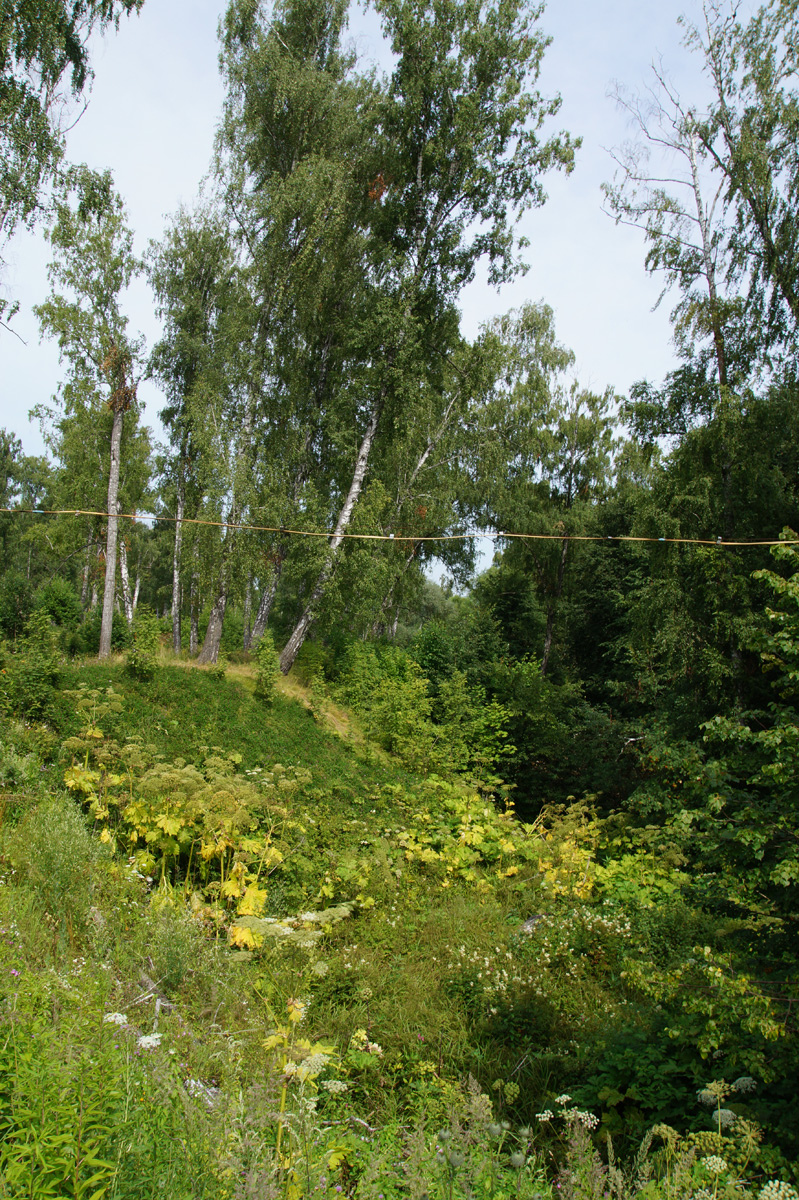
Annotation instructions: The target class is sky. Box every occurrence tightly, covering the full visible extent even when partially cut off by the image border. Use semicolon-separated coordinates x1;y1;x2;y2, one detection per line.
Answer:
1;0;736;462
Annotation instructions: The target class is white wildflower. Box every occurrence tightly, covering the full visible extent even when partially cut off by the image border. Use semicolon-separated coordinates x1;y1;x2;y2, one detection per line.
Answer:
716;1109;737;1129
759;1184;799;1200
137;1033;162;1050
297;1052;330;1080
701;1155;728;1174
555;1094;572;1105
103;1012;128;1026
536;1110;554;1121
321;1079;348;1094
732;1076;757;1094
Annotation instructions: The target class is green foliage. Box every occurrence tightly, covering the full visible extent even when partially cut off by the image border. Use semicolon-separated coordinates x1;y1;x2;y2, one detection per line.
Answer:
0;610;61;719
9;795;98;943
253;630;280;703
0;571;33;639
34;575;82;629
0;658;797;1186
0;0;144;328
126;606;161;682
337;642;511;778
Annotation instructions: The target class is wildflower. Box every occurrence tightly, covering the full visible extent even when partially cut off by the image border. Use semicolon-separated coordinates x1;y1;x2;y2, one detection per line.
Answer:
759;1185;799;1200
320;1079;348;1094
536;1110;554;1121
137;1033;162;1050
732;1076;757;1094
554;1094;572;1105
698;1088;717;1108
297;1052;330;1080
103;1012;128;1026
701;1155;728;1174
716;1109;737;1129
510;1152;527;1169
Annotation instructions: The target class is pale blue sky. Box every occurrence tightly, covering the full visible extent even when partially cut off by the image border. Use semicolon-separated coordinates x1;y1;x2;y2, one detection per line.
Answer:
1;0;746;460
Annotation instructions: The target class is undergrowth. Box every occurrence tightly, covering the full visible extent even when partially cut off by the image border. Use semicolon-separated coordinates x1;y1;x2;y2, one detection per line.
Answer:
0;649;796;1197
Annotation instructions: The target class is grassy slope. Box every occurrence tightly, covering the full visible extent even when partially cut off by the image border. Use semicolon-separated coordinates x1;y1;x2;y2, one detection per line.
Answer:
0;658;795;1195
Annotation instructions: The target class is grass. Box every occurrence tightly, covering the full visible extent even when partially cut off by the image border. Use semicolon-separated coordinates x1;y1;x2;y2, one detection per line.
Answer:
56;659;417;812
0;654;797;1196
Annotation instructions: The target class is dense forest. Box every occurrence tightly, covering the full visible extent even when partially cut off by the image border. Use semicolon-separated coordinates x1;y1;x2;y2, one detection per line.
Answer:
1;0;799;1196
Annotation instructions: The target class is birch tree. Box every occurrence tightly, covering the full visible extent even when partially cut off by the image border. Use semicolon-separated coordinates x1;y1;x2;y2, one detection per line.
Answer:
148;206;237;654
276;0;577;671
35;168;147;658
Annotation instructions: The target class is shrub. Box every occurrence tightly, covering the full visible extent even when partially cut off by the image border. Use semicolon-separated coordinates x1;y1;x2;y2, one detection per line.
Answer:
253;630;281;704
10;795;98;941
0;610;61;719
34;576;82;629
126;606;161;681
0;570;33;638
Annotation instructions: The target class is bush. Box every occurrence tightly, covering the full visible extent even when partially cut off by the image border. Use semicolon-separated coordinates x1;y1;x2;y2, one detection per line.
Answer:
34;576;82;629
126;606;161;681
292;639;329;686
0;571;33;638
10;795;98;941
253;630;281;703
0;610;61;719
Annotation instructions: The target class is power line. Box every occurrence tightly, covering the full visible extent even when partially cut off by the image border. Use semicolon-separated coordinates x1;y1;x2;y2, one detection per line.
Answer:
1;506;796;548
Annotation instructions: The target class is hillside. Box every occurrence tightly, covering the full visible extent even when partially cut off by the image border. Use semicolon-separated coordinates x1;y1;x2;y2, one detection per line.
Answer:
0;652;796;1198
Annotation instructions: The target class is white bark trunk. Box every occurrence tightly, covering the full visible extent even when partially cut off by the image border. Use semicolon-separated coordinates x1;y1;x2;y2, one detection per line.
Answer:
80;531;93;609
197;588;228;664
172;481;185;653
99;405;124;659
279;402;382;674
248;562;283;649
119;521;134;627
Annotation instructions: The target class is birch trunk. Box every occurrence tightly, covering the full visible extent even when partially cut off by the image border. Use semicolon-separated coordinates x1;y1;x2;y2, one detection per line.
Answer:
119;521;134;626
248;561;284;648
190;566;199;657
80;531;93;609
172;480;185;653
197;588;228;664
99;405;124;659
243;574;252;651
279;402;382;674
248;456;311;649
197;388;256;665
